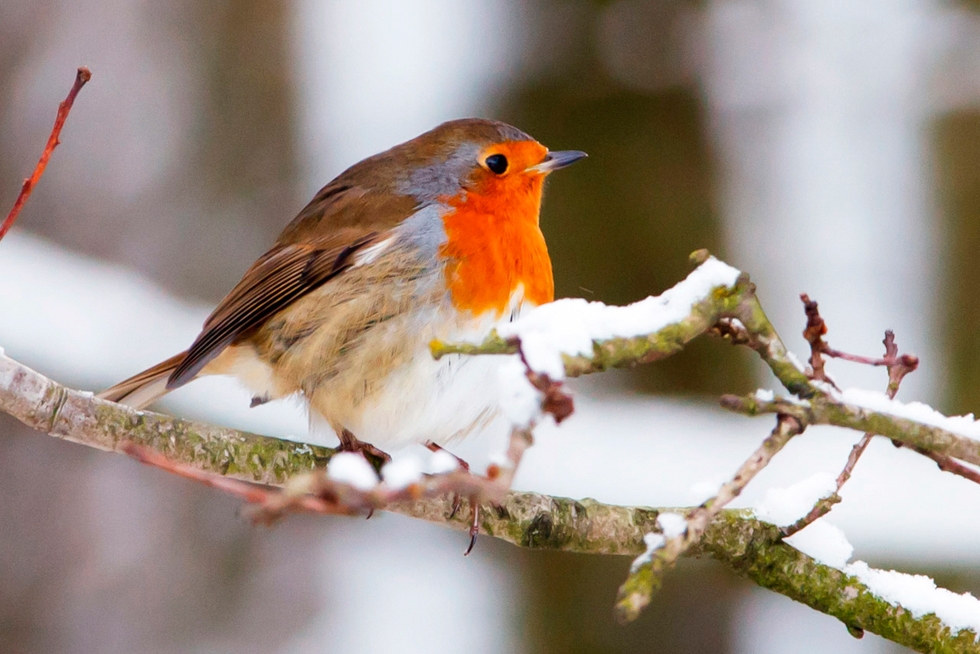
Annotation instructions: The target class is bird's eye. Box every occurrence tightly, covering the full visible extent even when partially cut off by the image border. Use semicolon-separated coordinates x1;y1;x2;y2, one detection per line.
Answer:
484;154;508;175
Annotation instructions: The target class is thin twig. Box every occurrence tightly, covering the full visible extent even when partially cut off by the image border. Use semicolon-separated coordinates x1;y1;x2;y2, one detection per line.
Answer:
914;448;980;486
800;294;835;387
784;308;926;535
124;441;506;526
615;413;805;623
1;67;91;243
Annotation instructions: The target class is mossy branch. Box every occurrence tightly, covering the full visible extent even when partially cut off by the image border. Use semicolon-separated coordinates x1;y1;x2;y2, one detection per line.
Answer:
5;249;980;652
722;394;980;468
3;354;980;651
0;350;974;651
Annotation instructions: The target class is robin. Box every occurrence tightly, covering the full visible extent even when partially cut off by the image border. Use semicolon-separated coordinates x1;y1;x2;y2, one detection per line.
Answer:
100;118;585;462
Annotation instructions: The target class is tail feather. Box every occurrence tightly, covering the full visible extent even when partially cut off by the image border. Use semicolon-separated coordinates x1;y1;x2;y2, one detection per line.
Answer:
98;351;188;409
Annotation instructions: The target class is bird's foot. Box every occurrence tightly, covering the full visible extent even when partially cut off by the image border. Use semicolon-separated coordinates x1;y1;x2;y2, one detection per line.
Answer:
338;429;391;468
425;441;472;518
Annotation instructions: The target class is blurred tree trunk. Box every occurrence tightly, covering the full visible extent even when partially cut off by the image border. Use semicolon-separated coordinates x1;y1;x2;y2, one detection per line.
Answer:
935;112;980;417
498;3;749;652
175;0;300;299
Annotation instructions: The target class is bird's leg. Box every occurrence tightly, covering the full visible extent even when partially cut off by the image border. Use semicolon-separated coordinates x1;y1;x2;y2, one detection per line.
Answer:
425;441;472;518
338;428;391;466
425;441;481;553
425;441;471;472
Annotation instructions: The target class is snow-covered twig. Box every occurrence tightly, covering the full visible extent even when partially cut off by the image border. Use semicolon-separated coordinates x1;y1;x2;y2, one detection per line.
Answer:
722;394;980;469
614;414;804;623
432;249;747;379
3;353;978;651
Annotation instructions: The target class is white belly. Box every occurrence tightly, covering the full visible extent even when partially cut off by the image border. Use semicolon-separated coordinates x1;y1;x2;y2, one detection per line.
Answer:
217;291;530;451
339;343;509;449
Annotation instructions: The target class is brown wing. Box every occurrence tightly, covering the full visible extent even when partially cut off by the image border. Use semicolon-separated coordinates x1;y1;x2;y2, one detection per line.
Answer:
166;182;418;389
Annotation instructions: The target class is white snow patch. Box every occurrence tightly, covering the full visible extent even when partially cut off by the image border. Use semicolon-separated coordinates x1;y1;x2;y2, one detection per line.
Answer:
784;521;854;569
776;511;980;636
497;356;542;427
786;350;807;373
429;450;460;474
753;472;838;527
497;257;741;378
381;456;424;490
657;512;688;538
488;450;511;470
327;453;379;491
845;562;980;635
841;388;980;440
630;532;666;573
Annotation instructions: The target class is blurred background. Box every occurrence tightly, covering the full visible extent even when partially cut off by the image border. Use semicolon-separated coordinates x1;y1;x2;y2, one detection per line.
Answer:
3;0;980;652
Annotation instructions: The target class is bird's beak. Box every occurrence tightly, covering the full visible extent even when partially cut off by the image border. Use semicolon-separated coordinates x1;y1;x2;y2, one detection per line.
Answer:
528;150;588;174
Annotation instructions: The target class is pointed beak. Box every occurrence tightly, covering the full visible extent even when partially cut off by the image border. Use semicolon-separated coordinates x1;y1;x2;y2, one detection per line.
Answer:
528;150;588;174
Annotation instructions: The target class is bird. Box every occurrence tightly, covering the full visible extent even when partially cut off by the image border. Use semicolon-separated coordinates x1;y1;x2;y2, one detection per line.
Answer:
99;118;586;462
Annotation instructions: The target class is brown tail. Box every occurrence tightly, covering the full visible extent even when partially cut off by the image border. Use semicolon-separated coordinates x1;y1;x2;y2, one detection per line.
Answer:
98;351;188;409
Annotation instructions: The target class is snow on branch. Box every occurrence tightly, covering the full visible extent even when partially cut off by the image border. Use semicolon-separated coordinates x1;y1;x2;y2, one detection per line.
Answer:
432;250;746;378
5;249;980;651
3;352;980;652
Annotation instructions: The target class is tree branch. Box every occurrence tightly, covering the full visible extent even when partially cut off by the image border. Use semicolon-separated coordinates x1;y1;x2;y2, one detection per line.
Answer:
615;413;804;623
1;353;978;652
721;394;980;468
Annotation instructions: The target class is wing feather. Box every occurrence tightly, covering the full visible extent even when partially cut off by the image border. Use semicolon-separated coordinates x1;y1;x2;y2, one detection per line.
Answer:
167;231;379;388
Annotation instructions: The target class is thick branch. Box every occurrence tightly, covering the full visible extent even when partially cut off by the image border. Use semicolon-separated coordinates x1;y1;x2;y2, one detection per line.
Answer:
0;351;332;484
2;353;978;651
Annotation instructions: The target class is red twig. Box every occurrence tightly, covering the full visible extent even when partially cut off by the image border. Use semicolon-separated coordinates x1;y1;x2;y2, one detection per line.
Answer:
516;342;575;424
122;435;526;534
799;295;919;392
800;294;834;386
0;67;91;244
785;303;923;536
122;443;346;520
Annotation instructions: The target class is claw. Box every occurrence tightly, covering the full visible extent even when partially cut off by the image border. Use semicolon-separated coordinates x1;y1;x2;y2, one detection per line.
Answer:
464;498;480;556
423;442;478;554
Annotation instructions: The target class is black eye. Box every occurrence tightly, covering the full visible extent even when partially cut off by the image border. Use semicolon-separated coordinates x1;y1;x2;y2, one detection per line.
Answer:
485;154;508;174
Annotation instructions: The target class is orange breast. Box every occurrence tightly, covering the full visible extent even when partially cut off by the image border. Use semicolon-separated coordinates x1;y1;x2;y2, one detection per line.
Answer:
439;173;554;317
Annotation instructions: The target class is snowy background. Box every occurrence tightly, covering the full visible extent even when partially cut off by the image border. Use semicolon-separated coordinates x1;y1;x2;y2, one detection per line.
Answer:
4;1;980;652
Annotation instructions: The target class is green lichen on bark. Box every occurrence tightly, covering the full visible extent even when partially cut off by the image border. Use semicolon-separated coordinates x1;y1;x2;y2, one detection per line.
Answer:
0;356;334;486
399;494;980;653
88;401;333;484
698;513;980;653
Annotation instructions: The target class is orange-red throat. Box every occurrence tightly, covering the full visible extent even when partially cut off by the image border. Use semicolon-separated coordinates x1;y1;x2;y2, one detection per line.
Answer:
439;140;555;317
